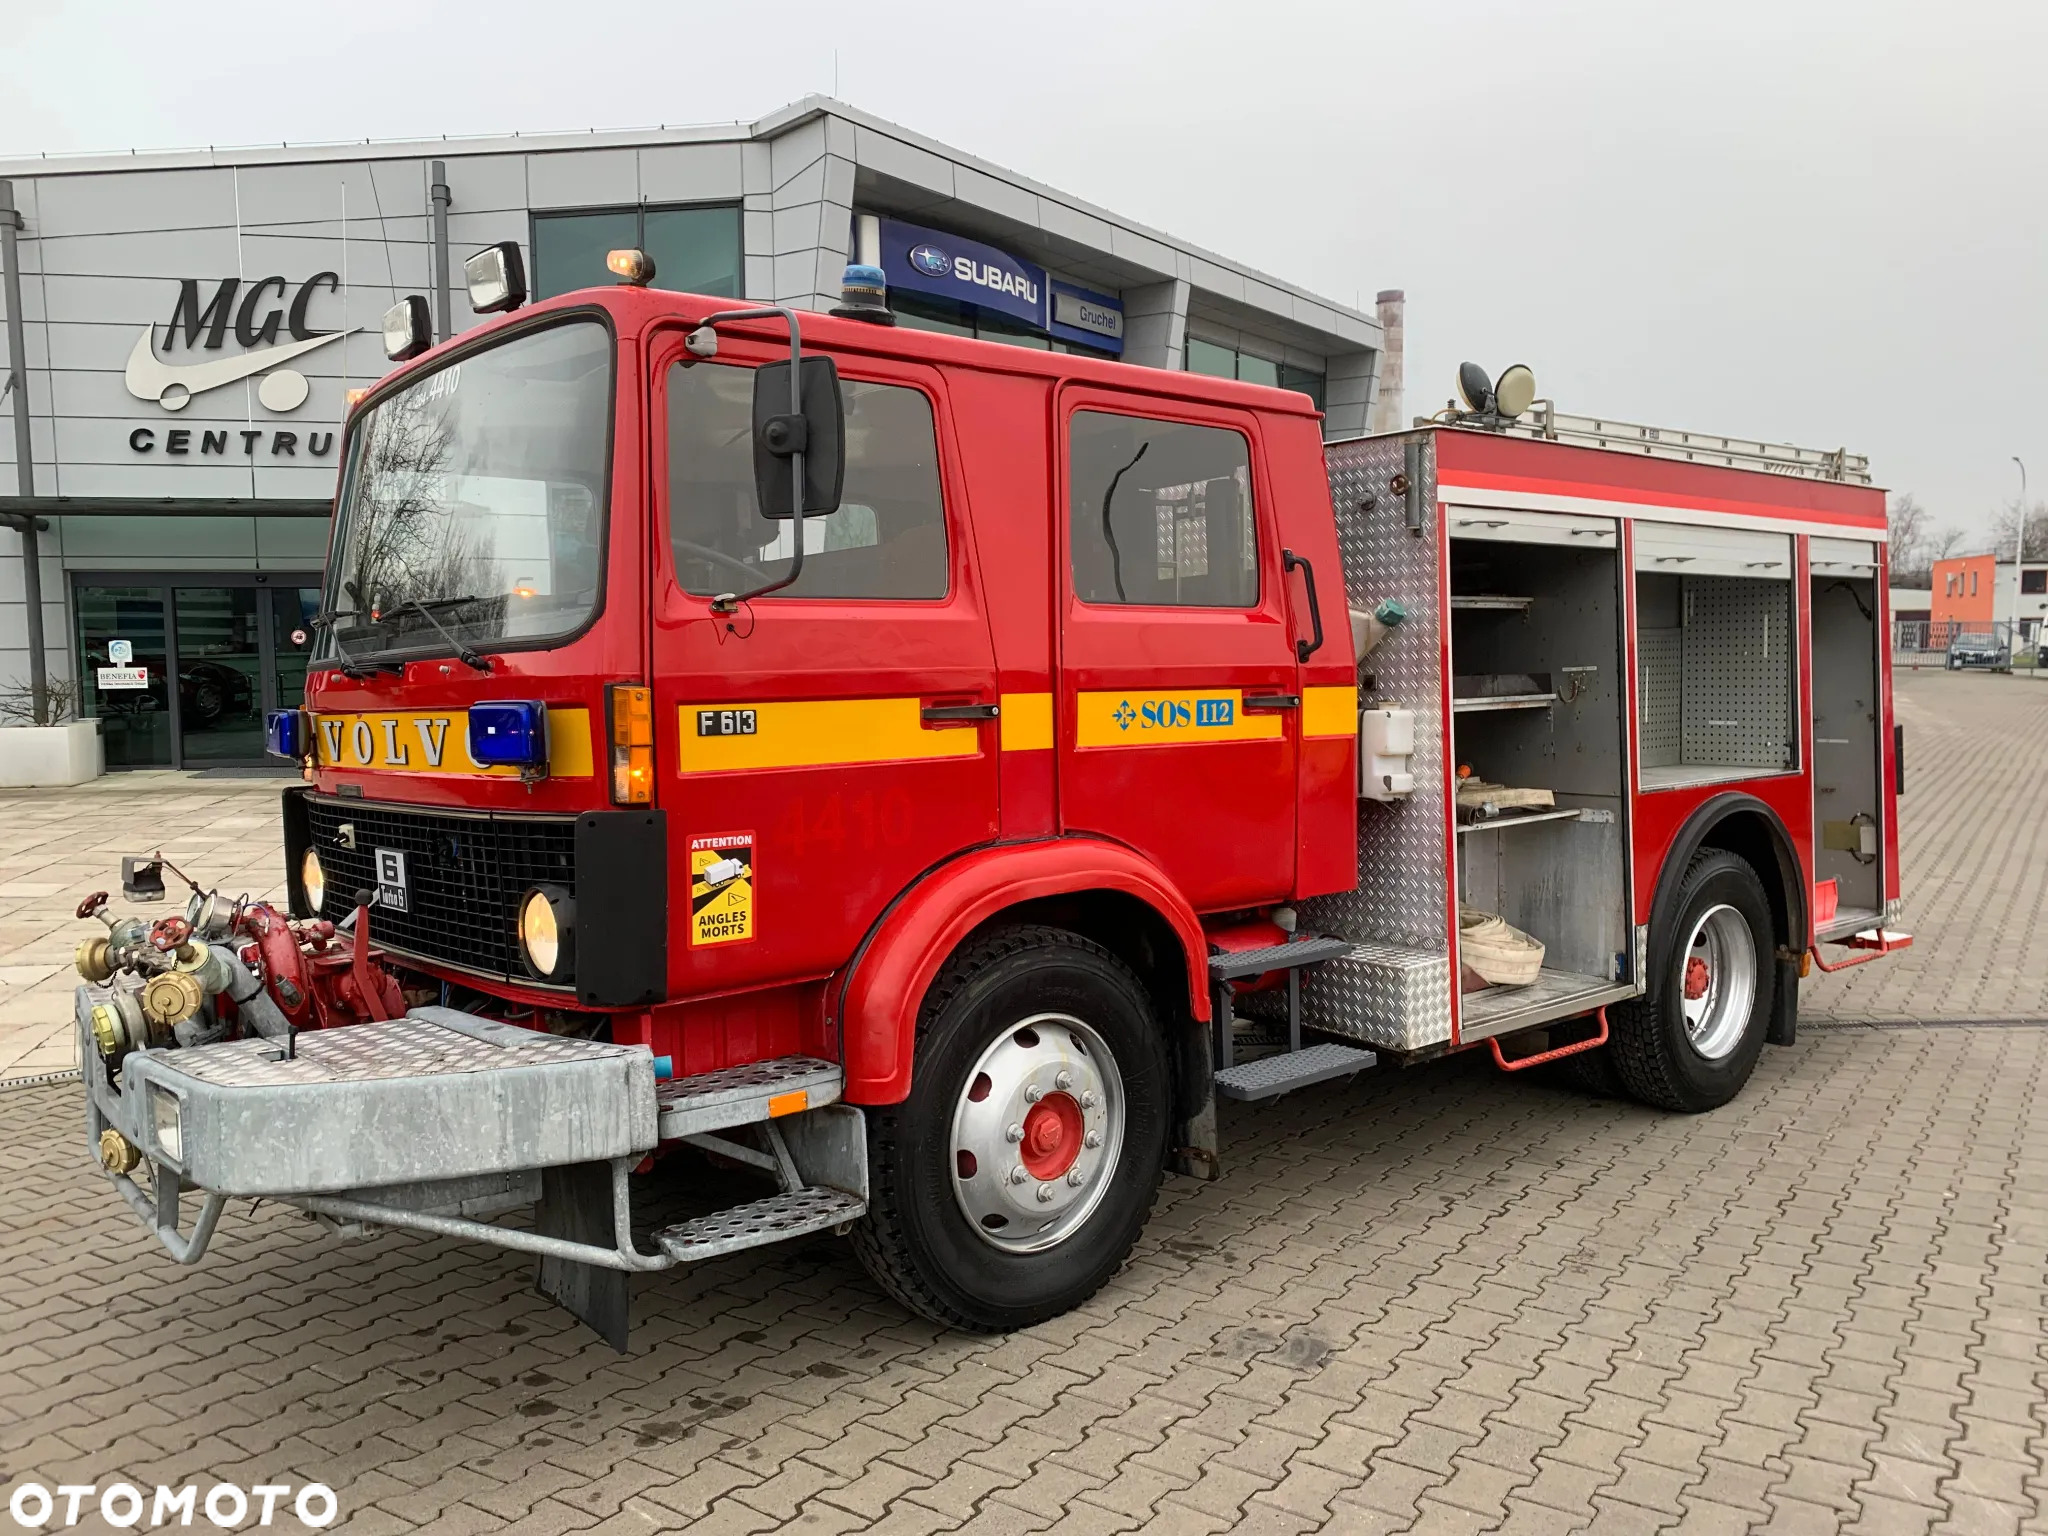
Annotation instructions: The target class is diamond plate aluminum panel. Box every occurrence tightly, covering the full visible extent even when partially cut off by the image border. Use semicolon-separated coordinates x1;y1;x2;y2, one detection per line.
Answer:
1297;942;1454;1052
155;1013;640;1089
1296;433;1454;1051
1214;1041;1377;1101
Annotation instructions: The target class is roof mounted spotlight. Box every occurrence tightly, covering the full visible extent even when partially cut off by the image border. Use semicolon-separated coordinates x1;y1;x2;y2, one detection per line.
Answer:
607;248;656;286
1456;361;1495;415
1493;364;1537;419
464;241;527;314
381;295;432;362
830;263;896;326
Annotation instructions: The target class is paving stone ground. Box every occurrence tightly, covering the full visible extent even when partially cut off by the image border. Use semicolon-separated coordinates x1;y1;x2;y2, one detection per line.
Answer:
1;670;2044;1534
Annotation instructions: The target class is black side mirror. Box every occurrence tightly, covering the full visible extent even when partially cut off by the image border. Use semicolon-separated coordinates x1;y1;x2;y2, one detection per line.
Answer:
752;356;845;519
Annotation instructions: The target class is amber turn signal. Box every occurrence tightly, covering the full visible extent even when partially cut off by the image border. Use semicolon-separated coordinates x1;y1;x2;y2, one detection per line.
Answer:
608;684;654;804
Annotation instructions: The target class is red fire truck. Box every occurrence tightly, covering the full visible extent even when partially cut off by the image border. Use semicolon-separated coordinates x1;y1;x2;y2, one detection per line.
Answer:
73;248;1906;1348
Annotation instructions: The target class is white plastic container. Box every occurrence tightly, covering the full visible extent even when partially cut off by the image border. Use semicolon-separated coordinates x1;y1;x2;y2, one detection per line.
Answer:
1359;707;1415;801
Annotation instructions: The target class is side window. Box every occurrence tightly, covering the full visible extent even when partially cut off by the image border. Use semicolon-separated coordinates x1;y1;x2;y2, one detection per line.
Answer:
1068;411;1258;608
668;361;948;599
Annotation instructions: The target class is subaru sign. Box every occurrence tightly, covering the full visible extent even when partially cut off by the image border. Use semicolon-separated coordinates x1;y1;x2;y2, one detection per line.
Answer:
879;217;1047;330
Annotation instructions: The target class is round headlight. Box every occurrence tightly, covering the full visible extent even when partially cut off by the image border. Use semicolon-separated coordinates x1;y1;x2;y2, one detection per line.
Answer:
300;848;326;913
520;887;573;979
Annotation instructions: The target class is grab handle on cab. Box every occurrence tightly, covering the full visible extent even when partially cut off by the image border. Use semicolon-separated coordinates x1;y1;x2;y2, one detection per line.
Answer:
1283;548;1325;663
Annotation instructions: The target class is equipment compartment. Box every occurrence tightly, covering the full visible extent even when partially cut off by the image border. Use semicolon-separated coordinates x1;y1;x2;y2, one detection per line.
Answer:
1448;532;1636;1040
1809;539;1885;935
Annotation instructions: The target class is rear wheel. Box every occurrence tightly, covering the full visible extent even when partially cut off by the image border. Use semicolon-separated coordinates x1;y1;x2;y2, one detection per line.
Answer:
851;925;1170;1331
1609;850;1776;1112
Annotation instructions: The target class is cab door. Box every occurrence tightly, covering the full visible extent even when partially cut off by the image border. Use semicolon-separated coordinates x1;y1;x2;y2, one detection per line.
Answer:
650;336;999;994
1056;392;1299;911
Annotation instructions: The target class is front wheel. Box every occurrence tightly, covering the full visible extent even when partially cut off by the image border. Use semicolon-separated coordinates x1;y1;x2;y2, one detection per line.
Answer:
850;925;1171;1331
1608;850;1776;1112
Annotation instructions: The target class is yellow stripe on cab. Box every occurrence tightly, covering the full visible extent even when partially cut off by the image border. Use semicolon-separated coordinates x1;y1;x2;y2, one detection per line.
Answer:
677;697;982;774
313;708;594;777
1303;685;1359;738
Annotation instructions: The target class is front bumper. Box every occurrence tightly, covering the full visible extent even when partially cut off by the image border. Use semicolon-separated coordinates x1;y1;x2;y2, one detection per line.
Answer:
80;987;658;1263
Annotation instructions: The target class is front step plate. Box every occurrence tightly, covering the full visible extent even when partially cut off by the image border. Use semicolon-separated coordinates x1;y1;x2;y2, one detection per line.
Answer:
655;1186;866;1262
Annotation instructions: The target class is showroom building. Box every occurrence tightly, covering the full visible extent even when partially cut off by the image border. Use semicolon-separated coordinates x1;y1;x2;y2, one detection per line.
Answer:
0;96;1385;768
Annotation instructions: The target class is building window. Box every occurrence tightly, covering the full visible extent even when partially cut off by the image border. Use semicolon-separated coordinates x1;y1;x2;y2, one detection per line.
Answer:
532;204;742;301
890;293;1114;358
2023;570;2046;595
1971;571;1978;596
1068;410;1257;608
1184;336;1325;411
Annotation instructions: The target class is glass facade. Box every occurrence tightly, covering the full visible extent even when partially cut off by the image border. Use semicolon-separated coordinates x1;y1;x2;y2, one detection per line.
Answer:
1186;336;1325;411
531;204;743;301
71;574;323;769
891;293;1115;358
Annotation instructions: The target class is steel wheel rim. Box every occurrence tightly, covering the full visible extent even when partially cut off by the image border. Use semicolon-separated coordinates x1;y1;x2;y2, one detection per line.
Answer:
1679;903;1756;1060
949;1011;1124;1254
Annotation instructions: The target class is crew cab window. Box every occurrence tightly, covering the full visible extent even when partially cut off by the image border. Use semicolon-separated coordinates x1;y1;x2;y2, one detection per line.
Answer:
1068;411;1258;607
667;361;948;599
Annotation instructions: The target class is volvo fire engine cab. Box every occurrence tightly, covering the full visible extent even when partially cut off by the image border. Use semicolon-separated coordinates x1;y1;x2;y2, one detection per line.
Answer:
74;246;1907;1348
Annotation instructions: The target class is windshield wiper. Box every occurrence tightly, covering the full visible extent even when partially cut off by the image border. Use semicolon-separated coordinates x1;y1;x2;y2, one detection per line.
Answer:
370;597;492;674
308;608;403;679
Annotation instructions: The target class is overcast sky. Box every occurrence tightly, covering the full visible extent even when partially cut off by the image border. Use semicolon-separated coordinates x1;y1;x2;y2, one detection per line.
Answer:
7;0;2043;545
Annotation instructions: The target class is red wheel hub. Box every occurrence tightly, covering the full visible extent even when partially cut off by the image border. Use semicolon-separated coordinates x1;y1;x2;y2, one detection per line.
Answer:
1019;1093;1084;1181
1683;956;1710;1000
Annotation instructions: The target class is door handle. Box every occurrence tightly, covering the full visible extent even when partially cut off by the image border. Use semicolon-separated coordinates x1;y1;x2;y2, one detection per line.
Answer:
1282;548;1325;663
921;702;999;725
1242;694;1300;711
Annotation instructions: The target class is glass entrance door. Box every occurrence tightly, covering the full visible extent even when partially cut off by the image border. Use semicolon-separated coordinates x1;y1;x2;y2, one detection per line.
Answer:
71;573;323;769
75;585;174;768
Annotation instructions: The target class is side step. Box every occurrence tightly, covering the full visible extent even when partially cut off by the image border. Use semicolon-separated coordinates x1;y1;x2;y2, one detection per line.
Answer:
656;1055;844;1137
1208;934;1376;1102
654;1187;866;1261
1216;1041;1377;1101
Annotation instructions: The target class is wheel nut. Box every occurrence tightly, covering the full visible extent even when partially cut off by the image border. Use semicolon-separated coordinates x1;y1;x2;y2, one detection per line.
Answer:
1006;1123;1024;1143
1084;1130;1103;1149
1023;1084;1043;1103
1010;1166;1028;1185
1081;1091;1098;1109
1036;1184;1055;1203
1055;1071;1073;1090
1066;1168;1085;1187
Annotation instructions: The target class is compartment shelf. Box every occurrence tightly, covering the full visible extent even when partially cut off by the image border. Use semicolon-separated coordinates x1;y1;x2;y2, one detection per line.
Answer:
1453;692;1558;713
1456;808;1583;835
1450;594;1534;611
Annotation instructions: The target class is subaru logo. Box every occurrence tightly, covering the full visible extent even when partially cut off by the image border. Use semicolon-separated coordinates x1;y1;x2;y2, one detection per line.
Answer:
908;244;951;278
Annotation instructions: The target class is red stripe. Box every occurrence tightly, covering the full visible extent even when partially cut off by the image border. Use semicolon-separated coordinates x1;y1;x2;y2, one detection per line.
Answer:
1439;468;1885;530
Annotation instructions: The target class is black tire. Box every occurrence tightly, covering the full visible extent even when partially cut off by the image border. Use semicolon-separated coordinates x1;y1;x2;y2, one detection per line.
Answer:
850;924;1171;1331
1609;849;1776;1112
1557;1042;1623;1097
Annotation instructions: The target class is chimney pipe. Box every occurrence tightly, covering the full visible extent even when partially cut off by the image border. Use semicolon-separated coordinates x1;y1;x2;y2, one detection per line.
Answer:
1368;288;1405;434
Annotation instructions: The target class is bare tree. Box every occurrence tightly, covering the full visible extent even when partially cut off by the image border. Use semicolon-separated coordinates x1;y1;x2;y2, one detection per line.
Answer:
1886;492;1969;587
1990;499;2048;564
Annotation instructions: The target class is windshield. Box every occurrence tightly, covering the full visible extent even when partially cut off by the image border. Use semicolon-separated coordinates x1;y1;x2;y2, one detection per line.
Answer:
321;319;612;661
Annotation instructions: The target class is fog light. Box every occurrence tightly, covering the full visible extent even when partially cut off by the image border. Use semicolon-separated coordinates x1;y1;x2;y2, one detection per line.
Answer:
465;240;528;314
150;1084;184;1165
520;886;575;980
301;847;326;914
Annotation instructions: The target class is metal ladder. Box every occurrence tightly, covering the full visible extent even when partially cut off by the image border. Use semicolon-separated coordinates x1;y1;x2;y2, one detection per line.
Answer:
1208;937;1377;1101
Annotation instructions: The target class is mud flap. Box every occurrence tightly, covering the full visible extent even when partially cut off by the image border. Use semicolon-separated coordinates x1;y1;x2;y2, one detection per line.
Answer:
1765;957;1799;1047
1171;1011;1221;1182
535;1163;631;1352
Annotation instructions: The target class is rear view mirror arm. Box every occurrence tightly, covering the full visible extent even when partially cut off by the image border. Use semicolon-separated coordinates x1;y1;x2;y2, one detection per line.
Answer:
685;305;811;614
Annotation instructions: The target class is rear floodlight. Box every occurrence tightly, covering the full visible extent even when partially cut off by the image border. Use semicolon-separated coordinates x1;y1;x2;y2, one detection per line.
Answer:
465;241;528;314
1494;364;1537;419
607;248;656;286
1457;362;1495;414
382;296;432;361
